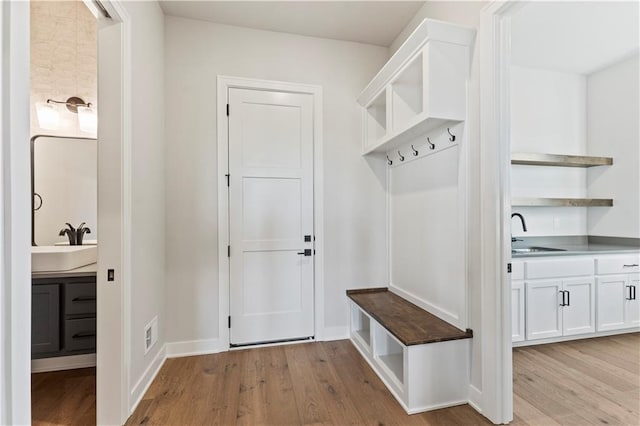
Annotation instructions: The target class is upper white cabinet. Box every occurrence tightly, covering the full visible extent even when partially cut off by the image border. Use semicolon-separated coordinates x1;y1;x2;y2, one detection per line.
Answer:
358;19;476;155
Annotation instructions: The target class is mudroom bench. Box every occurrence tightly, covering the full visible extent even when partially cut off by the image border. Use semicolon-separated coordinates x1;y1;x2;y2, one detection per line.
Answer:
347;288;473;414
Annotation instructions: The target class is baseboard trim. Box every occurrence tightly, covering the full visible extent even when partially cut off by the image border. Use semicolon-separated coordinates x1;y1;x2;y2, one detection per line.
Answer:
321;326;349;341
31;354;96;373
165;338;227;358
129;344;167;415
468;384;483;413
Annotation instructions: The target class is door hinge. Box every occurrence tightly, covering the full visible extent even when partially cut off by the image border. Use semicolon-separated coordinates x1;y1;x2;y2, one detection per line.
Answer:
228;316;231;328
226;104;229;116
225;173;230;187
507;263;512;273
227;245;231;257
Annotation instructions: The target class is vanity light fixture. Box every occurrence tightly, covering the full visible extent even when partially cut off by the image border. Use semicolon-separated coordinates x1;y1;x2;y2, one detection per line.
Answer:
36;96;97;134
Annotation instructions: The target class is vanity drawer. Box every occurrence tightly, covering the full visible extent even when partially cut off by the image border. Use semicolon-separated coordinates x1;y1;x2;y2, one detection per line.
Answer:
64;282;96;315
64;318;96;352
596;255;640;275
525;257;594;279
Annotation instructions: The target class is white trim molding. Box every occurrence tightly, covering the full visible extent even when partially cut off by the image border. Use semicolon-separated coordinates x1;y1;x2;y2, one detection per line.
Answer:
1;2;32;423
479;1;523;423
31;354;97;374
165;339;227;358
129;344;166;415
216;76;324;348
321;326;349;341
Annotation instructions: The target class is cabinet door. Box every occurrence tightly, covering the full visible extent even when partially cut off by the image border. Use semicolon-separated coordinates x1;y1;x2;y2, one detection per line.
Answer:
562;277;595;336
32;284;60;354
526;280;562;340
596;275;627;332
624;274;640;328
512;281;525;342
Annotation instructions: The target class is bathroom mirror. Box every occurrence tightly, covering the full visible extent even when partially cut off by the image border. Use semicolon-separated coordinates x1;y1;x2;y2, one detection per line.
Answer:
31;135;97;246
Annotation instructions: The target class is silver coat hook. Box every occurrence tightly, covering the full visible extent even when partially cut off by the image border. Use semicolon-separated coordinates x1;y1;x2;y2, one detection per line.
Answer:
427;137;435;150
447;128;456;142
411;145;419;156
387;155;393;166
398;150;405;162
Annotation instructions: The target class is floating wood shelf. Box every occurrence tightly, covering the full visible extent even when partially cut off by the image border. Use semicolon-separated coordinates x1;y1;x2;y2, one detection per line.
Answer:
512;197;613;207
511;153;613;168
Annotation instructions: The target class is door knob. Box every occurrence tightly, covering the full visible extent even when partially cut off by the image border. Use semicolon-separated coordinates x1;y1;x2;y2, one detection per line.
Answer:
297;249;312;256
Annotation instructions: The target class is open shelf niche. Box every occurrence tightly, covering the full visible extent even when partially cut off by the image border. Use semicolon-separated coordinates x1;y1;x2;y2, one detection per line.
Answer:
357;19;475;155
374;323;405;386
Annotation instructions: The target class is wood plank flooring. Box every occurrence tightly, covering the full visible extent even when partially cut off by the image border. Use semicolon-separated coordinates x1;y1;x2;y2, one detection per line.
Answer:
31;333;639;425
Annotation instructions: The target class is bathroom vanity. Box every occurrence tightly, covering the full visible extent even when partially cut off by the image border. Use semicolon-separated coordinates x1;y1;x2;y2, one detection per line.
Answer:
32;264;97;359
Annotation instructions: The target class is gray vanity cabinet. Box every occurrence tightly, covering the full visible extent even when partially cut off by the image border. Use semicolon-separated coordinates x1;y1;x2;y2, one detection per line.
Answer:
32;284;60;354
32;276;96;359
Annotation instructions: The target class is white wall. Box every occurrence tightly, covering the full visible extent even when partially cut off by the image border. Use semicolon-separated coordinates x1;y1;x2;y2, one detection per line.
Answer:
389;0;488;406
164;18;389;345
121;0;166;404
510;66;588;236
587;55;640;238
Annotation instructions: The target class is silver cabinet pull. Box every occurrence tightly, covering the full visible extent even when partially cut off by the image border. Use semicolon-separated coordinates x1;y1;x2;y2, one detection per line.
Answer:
623;264;639;267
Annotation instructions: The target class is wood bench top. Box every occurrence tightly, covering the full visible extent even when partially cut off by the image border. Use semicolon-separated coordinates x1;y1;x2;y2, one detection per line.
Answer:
347;288;472;346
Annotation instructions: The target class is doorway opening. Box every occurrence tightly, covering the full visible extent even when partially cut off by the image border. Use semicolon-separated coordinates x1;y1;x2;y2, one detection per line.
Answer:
217;77;325;349
28;0;130;424
503;2;640;424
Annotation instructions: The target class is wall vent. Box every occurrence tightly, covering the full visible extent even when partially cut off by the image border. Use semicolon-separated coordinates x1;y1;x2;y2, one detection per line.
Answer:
144;316;158;354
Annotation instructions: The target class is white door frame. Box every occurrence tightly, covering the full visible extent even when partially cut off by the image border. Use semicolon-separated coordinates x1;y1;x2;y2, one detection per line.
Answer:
87;0;133;423
217;76;324;348
1;1;132;423
0;1;31;423
479;1;521;423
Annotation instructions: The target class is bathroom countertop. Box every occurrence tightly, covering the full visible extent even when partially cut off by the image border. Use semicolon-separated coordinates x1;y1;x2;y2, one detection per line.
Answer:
32;262;97;279
512;236;640;258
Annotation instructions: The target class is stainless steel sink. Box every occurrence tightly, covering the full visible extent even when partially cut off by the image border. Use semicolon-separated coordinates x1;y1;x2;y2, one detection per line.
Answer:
512;246;567;254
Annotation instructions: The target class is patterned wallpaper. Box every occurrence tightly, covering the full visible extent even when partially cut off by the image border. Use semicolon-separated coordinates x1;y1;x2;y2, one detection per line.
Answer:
30;0;97;137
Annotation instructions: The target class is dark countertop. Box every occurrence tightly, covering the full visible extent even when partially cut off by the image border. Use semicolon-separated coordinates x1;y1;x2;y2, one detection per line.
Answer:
512;236;640;258
347;288;472;346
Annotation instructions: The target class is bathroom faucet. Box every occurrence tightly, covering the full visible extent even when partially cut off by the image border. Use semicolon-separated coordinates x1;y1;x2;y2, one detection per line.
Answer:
59;223;77;245
511;213;527;243
76;222;92;246
58;222;92;245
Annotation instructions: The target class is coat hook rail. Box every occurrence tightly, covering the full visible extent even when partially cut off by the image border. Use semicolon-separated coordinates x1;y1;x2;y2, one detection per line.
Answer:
427;137;435;150
447;128;456;142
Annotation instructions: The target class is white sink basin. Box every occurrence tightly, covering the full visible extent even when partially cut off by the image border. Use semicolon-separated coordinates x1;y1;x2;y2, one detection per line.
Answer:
32;246;97;272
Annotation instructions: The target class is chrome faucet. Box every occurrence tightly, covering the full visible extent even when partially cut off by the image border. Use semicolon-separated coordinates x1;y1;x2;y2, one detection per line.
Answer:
511;213;527;243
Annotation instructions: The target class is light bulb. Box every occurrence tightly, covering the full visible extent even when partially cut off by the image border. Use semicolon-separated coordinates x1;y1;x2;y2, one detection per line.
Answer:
78;105;97;134
36;102;60;130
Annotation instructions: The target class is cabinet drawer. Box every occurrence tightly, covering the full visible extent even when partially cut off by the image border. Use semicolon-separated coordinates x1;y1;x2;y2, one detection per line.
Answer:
65;282;96;315
64;318;96;352
525;257;594;279
511;261;524;280
595;255;640;275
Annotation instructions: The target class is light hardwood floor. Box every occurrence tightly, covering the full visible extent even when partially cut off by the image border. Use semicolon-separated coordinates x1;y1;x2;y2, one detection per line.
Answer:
32;333;639;425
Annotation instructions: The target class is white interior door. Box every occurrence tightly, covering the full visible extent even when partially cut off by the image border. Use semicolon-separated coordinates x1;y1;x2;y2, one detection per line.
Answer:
228;87;314;345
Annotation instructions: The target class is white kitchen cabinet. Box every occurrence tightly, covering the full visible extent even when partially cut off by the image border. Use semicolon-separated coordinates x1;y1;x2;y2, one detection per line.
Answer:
526;280;563;340
525;277;595;341
562;277;596;336
511;280;525;342
596;273;640;331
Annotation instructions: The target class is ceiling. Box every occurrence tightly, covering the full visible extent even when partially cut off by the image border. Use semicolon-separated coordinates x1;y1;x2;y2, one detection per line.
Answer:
159;1;425;47
511;1;640;74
